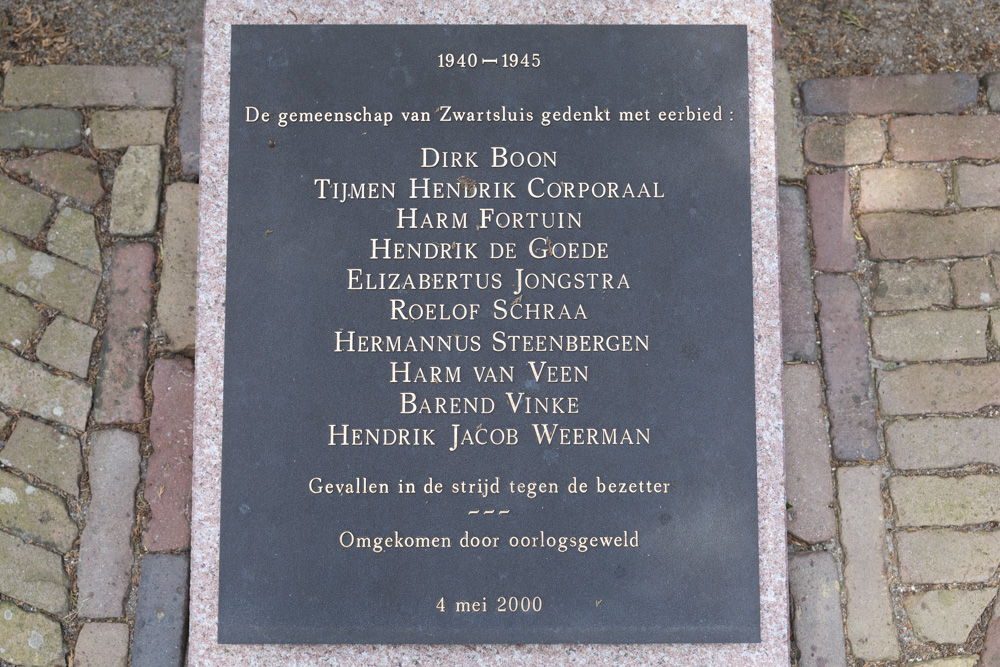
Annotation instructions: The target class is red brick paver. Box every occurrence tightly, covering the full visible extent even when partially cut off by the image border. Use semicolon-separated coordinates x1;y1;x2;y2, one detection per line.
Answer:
801;73;978;115
93;243;155;424
144;358;195;551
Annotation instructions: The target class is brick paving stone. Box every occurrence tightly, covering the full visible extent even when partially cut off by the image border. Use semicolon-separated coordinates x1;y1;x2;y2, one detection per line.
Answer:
872;262;952;311
891;115;1000;162
74;622;128;667
0;347;92;430
77;429;140;618
0;289;42;351
861;210;1000;260
803;119;885;166
158;183;198;354
0;469;77;552
788;551;846;667
0;108;82;150
951;258;998;308
905;588;996;644
801;73;978;115
836;466;900;661
132;554;189;667
92;243;154;424
775;60;805;181
878;362;1000;415
783;364;837;543
779;186;818;362
0;530;69;614
2;65;175;108
7;153;104;208
871;310;988;362
896;529;1000;583
36;315;98;378
888;416;1000;469
992;310;1000;348
0;230;101;322
180;22;203;178
891;475;1000;526
988;72;1000;112
0;175;54;238
983;594;1000;666
144;358;194;551
0;600;66;667
807;171;856;272
45;208;101;273
858;168;946;213
1;417;82;496
815;275;880;460
921;658;979;667
109;145;162;237
90;110;169;149
955;163;1000;209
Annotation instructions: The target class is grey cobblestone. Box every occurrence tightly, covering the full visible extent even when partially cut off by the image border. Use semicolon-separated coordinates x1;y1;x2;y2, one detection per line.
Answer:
0;229;101;322
891;475;1000;526
2;65;175;108
804;118;885;166
858;168;947;213
77;429;140;618
861;210;1000;260
0;468;77;552
887;416;1000;469
783;364;837;543
132;554;189;667
158;183;199;354
36;315;98;379
836;465;900;661
109;145;162;237
779;185;818;362
1;417;82;496
872;262;952;312
788;552;846;667
870;310;988;362
0;346;92;430
0;600;66;667
951;257;998;307
0;175;54;238
904;588;996;644
74;622;129;667
816;275;879;460
776;61;804;180
896;529;1000;583
0;530;69;615
45;208;102;273
90;110;169;149
878;362;1000;415
802;73;978;115
0;108;82;150
0;290;42;351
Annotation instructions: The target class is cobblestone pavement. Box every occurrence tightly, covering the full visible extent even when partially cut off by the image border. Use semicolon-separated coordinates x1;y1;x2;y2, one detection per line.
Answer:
781;66;1000;666
0;37;201;667
2;21;999;667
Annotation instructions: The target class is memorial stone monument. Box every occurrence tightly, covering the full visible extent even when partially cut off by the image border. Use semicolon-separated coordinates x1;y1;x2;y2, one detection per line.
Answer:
191;1;786;664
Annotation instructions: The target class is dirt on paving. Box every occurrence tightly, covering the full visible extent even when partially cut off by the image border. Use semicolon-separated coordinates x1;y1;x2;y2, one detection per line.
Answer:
775;0;1000;82
4;0;1000;83
1;0;202;73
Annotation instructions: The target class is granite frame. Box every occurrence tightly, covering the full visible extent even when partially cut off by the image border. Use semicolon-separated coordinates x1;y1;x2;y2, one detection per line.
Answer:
191;1;786;663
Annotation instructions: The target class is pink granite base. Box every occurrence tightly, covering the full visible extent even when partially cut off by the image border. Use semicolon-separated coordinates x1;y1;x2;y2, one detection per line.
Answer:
192;1;785;664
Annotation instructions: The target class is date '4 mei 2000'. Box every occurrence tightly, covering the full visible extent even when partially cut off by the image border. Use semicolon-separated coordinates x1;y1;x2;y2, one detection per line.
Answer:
438;53;541;68
436;596;543;613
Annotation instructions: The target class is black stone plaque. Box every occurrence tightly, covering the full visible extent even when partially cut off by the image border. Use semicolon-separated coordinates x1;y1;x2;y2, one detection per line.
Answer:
220;25;758;644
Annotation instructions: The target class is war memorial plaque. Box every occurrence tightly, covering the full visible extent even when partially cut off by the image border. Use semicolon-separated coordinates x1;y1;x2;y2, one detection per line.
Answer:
217;25;760;645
